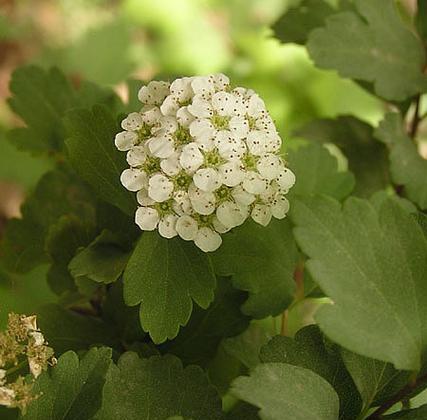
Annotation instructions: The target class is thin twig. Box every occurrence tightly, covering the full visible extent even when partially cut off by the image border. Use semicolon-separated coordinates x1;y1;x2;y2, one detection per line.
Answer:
367;371;427;419
409;94;421;139
280;309;288;336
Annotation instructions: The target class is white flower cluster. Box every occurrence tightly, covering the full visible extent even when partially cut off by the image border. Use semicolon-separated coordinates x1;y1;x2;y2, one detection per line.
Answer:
115;74;295;252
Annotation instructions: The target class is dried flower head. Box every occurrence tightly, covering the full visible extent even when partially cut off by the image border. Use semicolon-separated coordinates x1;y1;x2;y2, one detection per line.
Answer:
0;313;55;413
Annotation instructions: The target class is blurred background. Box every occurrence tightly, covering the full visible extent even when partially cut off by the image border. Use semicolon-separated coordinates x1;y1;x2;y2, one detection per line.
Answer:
0;0;390;326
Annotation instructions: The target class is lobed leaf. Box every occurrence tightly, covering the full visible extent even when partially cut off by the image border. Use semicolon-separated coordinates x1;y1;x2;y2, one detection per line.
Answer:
375;112;427;210
231;363;340;420
260;325;361;419
287;142;355;200
291;195;427;370
94;353;223;420
23;347;112;420
123;232;216;343
294;116;389;197
307;0;427;101
64;105;136;216
212;219;298;318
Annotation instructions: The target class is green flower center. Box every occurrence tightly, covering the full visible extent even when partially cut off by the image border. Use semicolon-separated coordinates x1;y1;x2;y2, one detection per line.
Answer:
137;124;152;143
155;199;174;216
242;152;258;170
173;126;192;146
204;149;225;168
211;114;230;130
194;213;214;227
173;171;192;190
143;156;161;175
246;115;257;130
215;185;232;203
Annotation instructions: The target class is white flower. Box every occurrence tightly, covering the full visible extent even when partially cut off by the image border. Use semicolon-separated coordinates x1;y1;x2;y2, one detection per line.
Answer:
138;81;170;105
195;227;222;252
180;142;204;173
170;77;194;103
148;174;174;202
149;132;175;158
161;151;181;176
177;107;195;127
176;215;198;240
257;153;281;180
120;168;147;192
115;73;295;252
137;189;155;206
276;167;296;191
135;207;160;231
251;204;272;226
121;112;144;131
271;194;290;219
242;171;268;194
159;215;178;238
215;132;246;160
231;185;256;205
219;161;245;187
193;168;221;192
115;131;138;151
212;216;230;233
160;95;180;116
173;190;192;215
126;146;147;167
188;184;216;215
216;201;248;229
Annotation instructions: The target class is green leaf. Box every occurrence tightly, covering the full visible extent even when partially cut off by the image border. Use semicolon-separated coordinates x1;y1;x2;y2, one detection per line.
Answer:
223;323;270;370
231;363;340;420
0;264;55;328
123;232;216;343
260;325;361;419
369;191;417;215
272;0;335;44
291;195;427;370
212;219;298;318
36;304;119;354
7;66;122;155
0;407;18;420
102;279;145;344
64;105;136;216
226;403;259;420
65;21;135;85
23;347;112;420
0;127;52;189
416;212;427;239
162;276;249;365
384;404;427;419
340;349;410;413
1;169;96;273
306;0;427;101
416;0;427;46
45;214;96;295
69;230;131;284
375;112;427;210
287;142;355;200
7;66;76;154
95;353;223;420
294;116;389;197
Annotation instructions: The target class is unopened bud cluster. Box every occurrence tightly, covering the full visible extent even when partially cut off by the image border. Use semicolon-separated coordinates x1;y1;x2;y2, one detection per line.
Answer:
115;74;295;252
0;313;55;412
